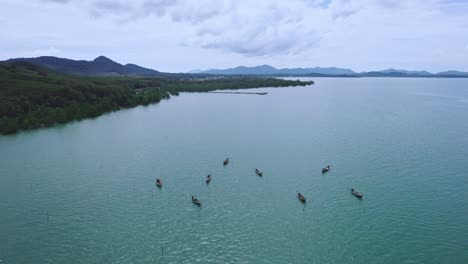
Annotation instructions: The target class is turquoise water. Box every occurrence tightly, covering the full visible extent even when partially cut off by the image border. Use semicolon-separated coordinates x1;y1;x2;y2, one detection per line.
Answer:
1;78;468;263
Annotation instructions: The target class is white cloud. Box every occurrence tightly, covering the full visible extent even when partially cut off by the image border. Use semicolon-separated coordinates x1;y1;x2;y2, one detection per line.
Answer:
82;0;333;56
0;0;467;72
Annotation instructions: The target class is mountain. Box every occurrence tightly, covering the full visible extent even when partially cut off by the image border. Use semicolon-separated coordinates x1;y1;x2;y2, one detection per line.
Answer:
375;68;433;76
198;65;468;78
280;67;356;75
204;65;277;75
124;63;160;76
201;65;356;75
436;70;468;76
2;56;161;76
362;69;468;77
4;56;467;78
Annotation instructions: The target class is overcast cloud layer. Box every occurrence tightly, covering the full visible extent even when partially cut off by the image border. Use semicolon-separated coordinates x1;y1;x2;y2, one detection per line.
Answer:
1;0;467;72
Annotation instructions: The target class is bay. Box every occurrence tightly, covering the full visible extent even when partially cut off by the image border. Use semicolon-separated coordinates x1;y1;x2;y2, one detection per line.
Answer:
1;78;468;263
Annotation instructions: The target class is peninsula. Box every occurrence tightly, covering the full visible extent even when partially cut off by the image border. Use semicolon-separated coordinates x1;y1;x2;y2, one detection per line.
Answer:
0;59;313;135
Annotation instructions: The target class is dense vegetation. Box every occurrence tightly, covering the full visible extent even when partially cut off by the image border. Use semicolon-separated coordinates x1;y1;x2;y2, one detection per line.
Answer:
0;62;313;134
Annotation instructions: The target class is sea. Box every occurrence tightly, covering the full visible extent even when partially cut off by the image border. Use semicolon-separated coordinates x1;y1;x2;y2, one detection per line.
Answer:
1;77;467;263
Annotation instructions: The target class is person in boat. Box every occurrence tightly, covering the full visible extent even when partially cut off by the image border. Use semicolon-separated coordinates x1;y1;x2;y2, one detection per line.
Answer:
192;196;201;204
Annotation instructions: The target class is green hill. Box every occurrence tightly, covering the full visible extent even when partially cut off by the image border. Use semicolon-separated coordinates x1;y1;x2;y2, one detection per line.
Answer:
3;56;162;76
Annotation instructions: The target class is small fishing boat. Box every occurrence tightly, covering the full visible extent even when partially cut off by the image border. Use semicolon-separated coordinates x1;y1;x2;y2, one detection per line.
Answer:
255;169;263;176
223;158;230;166
156;179;162;188
192;196;201;206
206;174;212;183
322;165;330;173
351;188;363;199
298;192;306;203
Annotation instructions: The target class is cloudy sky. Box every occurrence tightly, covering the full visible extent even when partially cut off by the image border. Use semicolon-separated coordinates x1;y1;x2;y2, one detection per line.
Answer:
1;0;467;72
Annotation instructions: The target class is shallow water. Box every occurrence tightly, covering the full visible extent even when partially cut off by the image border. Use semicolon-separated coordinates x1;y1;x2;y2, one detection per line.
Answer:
1;78;468;263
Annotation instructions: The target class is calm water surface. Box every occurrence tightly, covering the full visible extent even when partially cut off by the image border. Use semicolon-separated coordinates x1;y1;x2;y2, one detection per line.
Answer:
1;78;468;263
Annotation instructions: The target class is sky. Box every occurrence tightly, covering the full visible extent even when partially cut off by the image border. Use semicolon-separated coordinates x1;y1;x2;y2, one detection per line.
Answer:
0;0;467;73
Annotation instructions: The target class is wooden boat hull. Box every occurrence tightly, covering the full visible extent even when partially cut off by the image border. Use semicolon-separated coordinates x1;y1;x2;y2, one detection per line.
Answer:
298;193;306;203
352;193;363;198
192;196;202;206
351;189;363;199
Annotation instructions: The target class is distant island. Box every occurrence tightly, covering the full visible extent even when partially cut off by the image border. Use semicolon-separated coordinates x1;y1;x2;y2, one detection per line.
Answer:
197;65;468;78
0;58;313;135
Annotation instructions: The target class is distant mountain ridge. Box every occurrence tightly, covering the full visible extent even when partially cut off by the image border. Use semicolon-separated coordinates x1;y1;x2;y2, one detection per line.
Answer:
436;70;468;76
197;65;468;77
376;68;433;76
362;69;468;77
202;65;356;75
2;56;468;77
2;56;161;76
